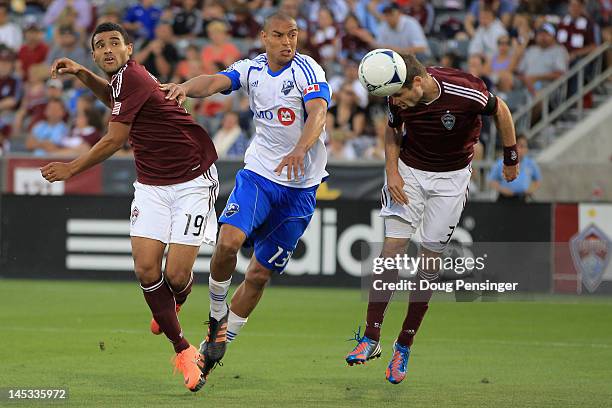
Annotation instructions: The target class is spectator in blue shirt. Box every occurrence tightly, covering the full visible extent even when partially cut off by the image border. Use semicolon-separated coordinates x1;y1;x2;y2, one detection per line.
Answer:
488;135;541;202
123;0;162;41
25;97;69;156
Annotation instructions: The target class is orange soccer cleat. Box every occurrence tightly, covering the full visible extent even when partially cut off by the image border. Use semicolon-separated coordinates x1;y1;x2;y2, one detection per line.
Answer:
172;344;207;392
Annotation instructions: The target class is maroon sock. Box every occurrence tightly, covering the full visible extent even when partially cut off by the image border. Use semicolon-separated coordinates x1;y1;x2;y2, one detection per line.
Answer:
141;277;190;353
396;268;437;347
170;273;193;306
364;268;398;341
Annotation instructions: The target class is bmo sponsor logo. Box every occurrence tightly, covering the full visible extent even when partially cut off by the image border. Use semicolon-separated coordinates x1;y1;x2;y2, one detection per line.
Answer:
278;107;296;126
255;110;274;120
255;108;296;126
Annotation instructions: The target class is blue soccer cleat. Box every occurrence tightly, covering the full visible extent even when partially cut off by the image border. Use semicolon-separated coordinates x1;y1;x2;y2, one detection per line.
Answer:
345;327;382;366
385;342;410;384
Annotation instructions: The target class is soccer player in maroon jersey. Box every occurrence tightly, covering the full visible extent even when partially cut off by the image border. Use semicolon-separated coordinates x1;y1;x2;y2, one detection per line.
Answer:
41;23;218;392
345;54;519;384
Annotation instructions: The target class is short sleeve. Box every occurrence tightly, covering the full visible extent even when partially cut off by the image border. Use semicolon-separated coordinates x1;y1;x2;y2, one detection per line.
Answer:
294;54;331;106
110;66;155;123
217;58;253;95
456;73;497;115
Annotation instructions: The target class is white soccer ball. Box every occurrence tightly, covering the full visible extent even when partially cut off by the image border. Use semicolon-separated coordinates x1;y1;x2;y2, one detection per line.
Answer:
358;49;407;97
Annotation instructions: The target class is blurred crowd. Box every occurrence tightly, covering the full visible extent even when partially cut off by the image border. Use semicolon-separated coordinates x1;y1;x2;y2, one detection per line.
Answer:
0;0;609;160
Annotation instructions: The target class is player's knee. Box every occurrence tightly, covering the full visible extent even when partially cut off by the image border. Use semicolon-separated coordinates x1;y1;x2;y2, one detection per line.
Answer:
245;266;271;290
381;237;410;258
215;236;242;258
134;261;162;285
164;267;191;289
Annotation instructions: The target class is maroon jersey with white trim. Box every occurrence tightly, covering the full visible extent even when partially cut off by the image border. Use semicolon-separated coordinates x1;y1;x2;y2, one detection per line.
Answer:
109;60;217;185
388;67;494;172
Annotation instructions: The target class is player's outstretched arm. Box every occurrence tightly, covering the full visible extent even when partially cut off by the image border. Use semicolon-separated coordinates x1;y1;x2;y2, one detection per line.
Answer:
274;98;327;181
160;74;232;105
384;125;408;205
50;58;112;108
40;122;131;182
493;96;519;182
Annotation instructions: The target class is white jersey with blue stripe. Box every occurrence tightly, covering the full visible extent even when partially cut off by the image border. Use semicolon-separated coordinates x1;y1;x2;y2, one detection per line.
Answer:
219;52;331;188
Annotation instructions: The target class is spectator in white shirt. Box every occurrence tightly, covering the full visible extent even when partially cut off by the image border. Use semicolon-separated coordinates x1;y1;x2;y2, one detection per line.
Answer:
376;3;430;60
0;4;22;51
518;23;569;94
468;7;507;59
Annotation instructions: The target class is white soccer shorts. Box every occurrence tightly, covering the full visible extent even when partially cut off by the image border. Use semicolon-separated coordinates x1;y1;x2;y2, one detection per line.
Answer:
130;165;219;246
380;160;470;253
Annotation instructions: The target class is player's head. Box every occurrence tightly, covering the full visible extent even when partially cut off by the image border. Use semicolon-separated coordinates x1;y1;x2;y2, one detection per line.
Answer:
382;3;401;28
45;97;67;123
261;12;298;67
536;23;556;47
390;54;428;109
479;6;495;27
569;0;585;18
90;22;132;76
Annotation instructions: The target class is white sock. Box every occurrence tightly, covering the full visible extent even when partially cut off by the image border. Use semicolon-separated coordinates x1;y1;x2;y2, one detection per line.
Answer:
226;310;248;343
209;276;231;320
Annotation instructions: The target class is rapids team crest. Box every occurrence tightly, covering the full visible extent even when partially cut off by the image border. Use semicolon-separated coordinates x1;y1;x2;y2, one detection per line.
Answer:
570;224;611;293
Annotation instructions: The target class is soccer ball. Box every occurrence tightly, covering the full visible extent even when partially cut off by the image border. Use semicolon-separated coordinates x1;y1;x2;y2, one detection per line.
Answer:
358;49;407;97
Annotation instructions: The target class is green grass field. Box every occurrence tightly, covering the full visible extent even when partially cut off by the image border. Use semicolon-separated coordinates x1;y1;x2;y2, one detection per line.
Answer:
1;279;612;407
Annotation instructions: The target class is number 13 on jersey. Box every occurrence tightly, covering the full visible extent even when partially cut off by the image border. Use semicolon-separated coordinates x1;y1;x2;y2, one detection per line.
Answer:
268;246;293;268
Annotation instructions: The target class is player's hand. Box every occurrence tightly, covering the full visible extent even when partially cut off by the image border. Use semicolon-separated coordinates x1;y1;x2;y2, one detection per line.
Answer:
275;146;306;181
503;163;519;182
159;82;187;105
387;170;408;205
40;162;74;183
50;58;83;78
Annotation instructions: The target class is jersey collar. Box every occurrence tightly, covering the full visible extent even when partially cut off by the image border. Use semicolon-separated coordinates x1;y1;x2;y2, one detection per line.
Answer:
423;75;442;106
267;60;292;77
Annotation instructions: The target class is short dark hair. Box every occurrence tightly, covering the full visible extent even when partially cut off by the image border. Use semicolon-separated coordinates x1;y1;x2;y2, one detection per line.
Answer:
90;22;131;50
401;54;427;89
263;12;297;32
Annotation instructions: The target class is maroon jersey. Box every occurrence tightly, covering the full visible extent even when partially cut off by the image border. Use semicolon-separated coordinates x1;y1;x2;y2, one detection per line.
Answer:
110;60;217;185
388;67;496;172
556;14;596;54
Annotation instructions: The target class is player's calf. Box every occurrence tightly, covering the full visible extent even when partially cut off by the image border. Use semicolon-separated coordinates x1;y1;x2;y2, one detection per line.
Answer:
151;303;181;335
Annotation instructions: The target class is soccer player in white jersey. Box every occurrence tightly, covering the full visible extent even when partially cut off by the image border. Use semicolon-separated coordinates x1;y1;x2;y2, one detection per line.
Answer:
160;12;330;381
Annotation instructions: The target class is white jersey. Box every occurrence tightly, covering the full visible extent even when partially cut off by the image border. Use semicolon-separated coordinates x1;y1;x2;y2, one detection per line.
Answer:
219;53;331;188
